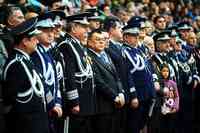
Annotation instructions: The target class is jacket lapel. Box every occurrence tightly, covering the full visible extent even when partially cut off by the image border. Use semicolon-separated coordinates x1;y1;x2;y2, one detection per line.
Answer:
88;49;116;75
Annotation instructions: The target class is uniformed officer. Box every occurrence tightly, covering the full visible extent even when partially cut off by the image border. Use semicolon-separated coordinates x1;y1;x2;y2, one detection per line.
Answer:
126;16;150;58
57;13;96;133
171;36;199;133
2;17;49;133
149;31;179;133
151;31;178;81
122;24;156;133
177;21;192;43
85;8;104;30
38;10;67;133
31;14;63;133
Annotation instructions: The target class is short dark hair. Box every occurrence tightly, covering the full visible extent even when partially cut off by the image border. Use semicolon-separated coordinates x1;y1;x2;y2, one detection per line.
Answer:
2;6;22;25
153;15;165;24
88;28;105;39
103;16;121;32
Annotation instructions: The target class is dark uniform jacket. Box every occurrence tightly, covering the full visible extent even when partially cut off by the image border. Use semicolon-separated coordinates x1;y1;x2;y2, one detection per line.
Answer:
151;52;179;82
31;44;62;111
2;49;49;133
125;46;156;102
58;33;96;116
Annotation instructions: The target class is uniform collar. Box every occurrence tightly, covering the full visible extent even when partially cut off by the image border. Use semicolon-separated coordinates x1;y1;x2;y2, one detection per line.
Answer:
38;44;51;52
14;48;30;60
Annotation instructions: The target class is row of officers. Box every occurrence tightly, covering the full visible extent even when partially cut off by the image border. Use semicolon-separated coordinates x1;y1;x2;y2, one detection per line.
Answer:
0;10;200;133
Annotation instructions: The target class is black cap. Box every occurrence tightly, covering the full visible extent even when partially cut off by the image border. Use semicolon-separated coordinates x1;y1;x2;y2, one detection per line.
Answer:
36;10;66;28
65;12;90;25
122;17;143;32
123;27;140;36
153;31;171;42
167;24;178;37
11;17;41;37
39;10;66;21
177;21;192;30
127;16;146;28
85;8;104;20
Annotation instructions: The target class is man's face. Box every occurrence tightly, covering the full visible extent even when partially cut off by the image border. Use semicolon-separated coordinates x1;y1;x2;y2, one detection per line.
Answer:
118;10;130;23
73;23;89;44
89;20;101;30
8;9;25;27
179;29;190;40
88;32;106;53
110;22;123;41
37;28;55;46
155;17;166;30
157;40;170;52
123;34;138;47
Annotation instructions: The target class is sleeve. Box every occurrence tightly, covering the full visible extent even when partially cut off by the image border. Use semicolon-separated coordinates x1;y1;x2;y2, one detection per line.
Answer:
59;43;79;108
0;40;7;80
189;55;200;83
55;87;62;107
2;63;23;105
149;58;166;97
126;59;137;100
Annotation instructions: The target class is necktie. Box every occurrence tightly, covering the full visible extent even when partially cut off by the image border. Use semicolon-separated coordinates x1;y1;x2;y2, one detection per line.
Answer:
100;52;109;64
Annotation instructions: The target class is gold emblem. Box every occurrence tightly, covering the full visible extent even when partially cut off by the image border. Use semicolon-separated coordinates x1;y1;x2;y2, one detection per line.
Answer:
84;55;93;64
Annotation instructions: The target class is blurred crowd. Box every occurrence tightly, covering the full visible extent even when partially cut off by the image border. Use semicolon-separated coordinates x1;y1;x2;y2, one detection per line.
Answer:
0;0;200;133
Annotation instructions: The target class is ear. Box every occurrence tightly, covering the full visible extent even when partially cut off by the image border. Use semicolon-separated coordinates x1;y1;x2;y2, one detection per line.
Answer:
71;25;77;33
7;16;15;26
21;38;29;46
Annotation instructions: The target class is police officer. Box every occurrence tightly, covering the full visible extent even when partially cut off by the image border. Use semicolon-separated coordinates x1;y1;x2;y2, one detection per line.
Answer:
151;31;178;81
171;36;199;133
149;31;179;133
31;14;63;133
2;17;49;133
57;13;96;133
41;11;67;133
85;8;104;30
123;24;156;133
125;16;150;59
